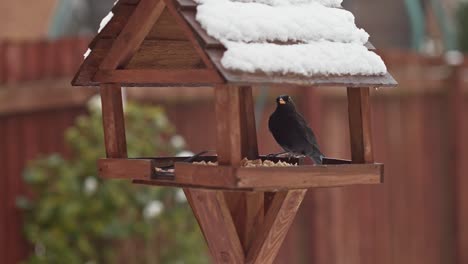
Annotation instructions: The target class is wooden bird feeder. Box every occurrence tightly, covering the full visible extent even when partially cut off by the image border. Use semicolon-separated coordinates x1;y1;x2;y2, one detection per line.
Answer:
72;0;397;262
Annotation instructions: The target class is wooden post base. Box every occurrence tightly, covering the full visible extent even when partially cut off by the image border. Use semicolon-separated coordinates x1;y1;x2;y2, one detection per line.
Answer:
185;189;307;264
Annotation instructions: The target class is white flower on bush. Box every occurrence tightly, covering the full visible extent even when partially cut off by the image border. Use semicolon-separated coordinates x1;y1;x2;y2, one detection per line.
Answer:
143;200;164;219
154;115;168;128
83;176;98;195
83;48;91;59
87;95;102;111
445;50;464;66
35;242;46;257
170;135;186;149
175;189;187;203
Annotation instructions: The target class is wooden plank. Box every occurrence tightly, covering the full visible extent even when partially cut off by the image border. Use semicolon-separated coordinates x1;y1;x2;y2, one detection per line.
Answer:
5;41;25;84
176;163;382;190
125;40;204;69
236;86;263;251
0;79;96;115
100;84;127;158
0;42;5;84
347;88;374;163
105;160;382;190
163;0;218;69
133;179;253;190
236;164;382;189
174;162;237;187
449;66;465;264
99;0;166;70
93;69;223;85
240;86;259;160
246;190;307;264
0;118;7;262
23;40;43;81
72;39;113;86
92;4;136;43
206;49;398;88
146;8;189;41
215;85;258;165
186;190;245;263
98;158;155;179
4;116;24;263
99;155;298;175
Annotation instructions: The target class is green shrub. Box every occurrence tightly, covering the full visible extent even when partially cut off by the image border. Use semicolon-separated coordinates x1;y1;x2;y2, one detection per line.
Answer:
17;100;209;264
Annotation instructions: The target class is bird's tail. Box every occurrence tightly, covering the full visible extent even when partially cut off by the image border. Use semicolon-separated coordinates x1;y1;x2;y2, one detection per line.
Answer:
309;149;324;165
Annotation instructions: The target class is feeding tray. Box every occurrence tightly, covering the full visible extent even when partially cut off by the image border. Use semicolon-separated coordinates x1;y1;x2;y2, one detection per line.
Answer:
98;156;383;191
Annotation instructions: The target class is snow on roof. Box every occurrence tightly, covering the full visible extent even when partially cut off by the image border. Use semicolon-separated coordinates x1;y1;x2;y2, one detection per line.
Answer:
196;0;368;44
222;41;387;76
83;48;91;59
98;12;114;33
195;0;387;76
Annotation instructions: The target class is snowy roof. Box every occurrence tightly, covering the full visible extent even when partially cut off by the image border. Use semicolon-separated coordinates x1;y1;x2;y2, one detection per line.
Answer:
72;0;397;88
196;0;368;44
193;0;386;77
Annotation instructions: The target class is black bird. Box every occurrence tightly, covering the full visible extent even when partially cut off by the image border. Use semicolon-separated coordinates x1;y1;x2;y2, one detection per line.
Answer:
268;95;324;164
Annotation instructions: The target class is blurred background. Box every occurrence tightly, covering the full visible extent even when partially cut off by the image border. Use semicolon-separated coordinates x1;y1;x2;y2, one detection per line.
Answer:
1;0;467;263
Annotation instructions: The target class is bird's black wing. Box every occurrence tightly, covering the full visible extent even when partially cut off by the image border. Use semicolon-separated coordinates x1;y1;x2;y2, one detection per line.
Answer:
293;112;321;150
294;112;324;164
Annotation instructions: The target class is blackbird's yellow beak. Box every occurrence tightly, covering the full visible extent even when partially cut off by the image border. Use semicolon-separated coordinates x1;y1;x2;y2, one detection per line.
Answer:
279;98;286;105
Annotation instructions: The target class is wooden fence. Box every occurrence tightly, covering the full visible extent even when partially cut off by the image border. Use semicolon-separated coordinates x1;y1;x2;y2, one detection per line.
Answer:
0;37;93;264
1;37;467;264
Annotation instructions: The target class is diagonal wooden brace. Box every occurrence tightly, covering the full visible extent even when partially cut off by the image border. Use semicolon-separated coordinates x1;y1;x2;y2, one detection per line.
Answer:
99;0;166;70
246;190;307;264
184;188;245;263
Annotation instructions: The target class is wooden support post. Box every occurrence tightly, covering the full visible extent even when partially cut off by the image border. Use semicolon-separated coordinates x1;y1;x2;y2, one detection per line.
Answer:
215;85;264;252
347;87;374;163
347;87;376;264
100;84;127;158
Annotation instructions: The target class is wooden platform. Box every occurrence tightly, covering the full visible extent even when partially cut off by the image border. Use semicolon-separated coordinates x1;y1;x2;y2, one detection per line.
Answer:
98;156;383;191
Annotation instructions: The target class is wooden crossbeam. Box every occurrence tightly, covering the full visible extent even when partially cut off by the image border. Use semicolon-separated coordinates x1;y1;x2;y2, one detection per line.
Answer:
347;87;374;163
93;69;223;85
99;0;166;70
246;190;307;264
